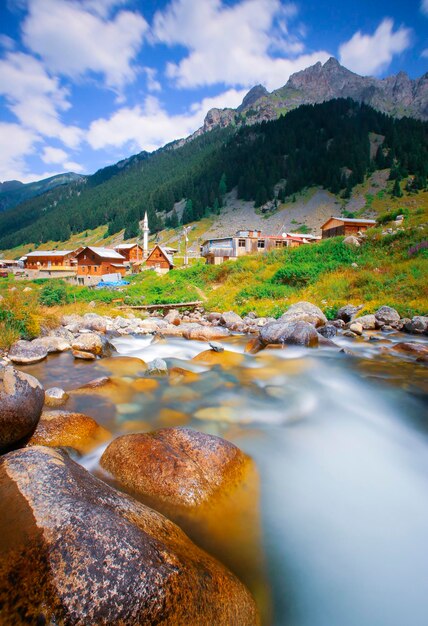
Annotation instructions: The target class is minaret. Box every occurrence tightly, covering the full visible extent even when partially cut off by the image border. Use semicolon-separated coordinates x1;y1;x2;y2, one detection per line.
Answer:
142;211;149;258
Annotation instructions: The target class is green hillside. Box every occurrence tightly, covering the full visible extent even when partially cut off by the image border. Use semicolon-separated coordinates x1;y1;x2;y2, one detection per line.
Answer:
0;99;426;251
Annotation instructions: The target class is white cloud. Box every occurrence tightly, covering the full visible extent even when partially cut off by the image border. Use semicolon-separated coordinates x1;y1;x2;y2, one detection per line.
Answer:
421;0;428;16
153;0;330;91
87;88;248;152
144;67;162;92
339;19;412;76
0;51;83;148
41;146;84;173
22;0;148;90
0;122;39;182
422;48;428;58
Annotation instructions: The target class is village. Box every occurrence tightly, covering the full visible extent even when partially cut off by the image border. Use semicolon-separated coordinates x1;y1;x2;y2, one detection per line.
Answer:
0;214;376;285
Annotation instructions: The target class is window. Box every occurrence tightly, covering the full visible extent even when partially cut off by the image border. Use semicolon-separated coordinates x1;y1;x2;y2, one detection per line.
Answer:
238;239;246;248
275;240;285;248
257;240;265;249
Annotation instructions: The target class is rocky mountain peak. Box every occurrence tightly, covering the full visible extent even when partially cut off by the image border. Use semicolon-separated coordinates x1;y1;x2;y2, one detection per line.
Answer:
238;84;269;112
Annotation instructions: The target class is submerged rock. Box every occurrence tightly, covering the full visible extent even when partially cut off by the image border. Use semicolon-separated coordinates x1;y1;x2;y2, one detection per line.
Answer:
0;367;44;450
279;301;327;328
391;342;428;362
260;320;319;347
101;428;268;619
0;446;259;625
27;410;111;453
44;387;69;407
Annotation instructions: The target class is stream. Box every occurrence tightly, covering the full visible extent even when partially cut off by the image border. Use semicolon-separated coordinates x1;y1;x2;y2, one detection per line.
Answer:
19;330;428;626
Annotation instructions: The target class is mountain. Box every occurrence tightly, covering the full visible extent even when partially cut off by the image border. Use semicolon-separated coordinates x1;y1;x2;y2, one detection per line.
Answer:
197;57;428;135
0;98;426;252
0;172;86;212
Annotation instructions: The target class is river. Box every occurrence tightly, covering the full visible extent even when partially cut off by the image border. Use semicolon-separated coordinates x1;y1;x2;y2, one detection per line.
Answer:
19;330;428;626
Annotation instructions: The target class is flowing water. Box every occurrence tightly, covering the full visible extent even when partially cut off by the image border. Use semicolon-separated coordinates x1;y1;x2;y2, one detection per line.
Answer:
20;330;428;626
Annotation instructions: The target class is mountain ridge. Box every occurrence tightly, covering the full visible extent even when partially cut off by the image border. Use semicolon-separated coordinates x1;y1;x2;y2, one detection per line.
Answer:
0;172;85;212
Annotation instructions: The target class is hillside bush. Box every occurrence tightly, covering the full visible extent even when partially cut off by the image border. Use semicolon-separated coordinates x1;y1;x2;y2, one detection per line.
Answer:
39;280;67;306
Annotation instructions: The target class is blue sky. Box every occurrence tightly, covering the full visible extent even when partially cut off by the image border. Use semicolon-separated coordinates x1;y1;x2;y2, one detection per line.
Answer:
0;0;427;183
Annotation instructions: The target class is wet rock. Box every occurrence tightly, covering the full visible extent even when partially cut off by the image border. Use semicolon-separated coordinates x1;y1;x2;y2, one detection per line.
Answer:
220;311;243;328
100;428;267;617
331;319;346;329
71;332;103;355
193;350;244;369
260;320;319;347
354;314;377;330
279;301;327;328
349;322;363;336
160;322;201;337
391;342;428;362
164;309;181;325
0;446;259;625
146;358;168;376
32;336;71;353
0;367;44;450
27;411;111;453
183;325;231;341
207;312;222;322
8;340;48;364
82;314;107;333
318;324;337;339
336;304;363;323
44;387;69;407
375;306;401;326
209;341;224;352
404;316;428;335
343;330;357;338
72;349;96;360
343;235;360;247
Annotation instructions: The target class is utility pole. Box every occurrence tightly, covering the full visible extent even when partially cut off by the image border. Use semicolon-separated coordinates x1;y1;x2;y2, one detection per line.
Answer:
183;225;190;267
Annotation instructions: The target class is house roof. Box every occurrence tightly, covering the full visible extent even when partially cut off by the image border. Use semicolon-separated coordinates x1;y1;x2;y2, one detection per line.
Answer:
322;217;376;228
25;250;73;258
80;246;125;260
111;263;126;268
115;243;141;250
147;245;174;266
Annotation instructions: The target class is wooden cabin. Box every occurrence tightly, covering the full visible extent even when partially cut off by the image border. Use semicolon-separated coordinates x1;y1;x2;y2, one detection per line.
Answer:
75;247;126;283
114;243;144;264
200;230;308;265
321;217;376;239
145;245;174;274
22;250;76;271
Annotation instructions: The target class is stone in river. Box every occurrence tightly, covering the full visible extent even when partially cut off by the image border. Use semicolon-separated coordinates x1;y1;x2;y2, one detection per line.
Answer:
32;336;71;353
71;332;103;355
0;446;259;625
44;387;69;407
192;349;244;369
182;325;231;341
8;339;48;364
209;341;225;352
391;342;428;362
336;304;363;323
279;301;327;328
0;367;44;451
375;306;401;326
260;320;319;347
353;314;377;330
146;358;168;376
27;410;111;453
405;316;428;335
101;427;269;621
318;324;337;339
72;349;96;360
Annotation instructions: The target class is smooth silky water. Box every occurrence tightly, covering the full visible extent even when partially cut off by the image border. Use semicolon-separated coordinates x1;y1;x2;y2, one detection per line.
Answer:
19;331;428;626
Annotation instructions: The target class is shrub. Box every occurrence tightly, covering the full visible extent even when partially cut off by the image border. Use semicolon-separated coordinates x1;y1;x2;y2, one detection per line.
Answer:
39;281;68;306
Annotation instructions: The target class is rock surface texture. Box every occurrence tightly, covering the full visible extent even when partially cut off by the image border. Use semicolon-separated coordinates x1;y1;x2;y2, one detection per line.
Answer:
0;367;44;450
0;446;259;625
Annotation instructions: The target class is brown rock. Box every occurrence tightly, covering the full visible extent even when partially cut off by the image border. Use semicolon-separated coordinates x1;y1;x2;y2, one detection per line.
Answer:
182;325;231;341
71;332;103;355
391;342;428;362
192;349;244;369
72;349;96;360
27;410;111;454
0;446;259;625
0;367;44;451
44;387;69;407
101;428;269;621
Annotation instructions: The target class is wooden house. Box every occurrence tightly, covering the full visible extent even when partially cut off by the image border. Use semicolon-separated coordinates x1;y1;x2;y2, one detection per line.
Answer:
145;245;174;273
75;247;126;283
200;230;307;265
321;217;376;239
22;250;76;271
114;243;145;265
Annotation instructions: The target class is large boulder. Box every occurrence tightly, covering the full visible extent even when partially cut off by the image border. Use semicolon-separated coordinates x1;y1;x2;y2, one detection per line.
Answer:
336;304;363;323
0;367;44;450
8;340;48;364
32;336;71;353
391;342;428;362
343;235;360;247
220;311;243;329
375;306;400;326
404;316;428;335
354;314;377;330
0;446;259;625
27;410;111;454
260;320;319;347
71;333;103;355
279;301;327;328
101;428;267;619
182;325;231;341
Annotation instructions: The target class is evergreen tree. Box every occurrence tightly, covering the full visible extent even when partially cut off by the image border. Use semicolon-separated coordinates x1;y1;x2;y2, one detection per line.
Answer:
392;178;403;198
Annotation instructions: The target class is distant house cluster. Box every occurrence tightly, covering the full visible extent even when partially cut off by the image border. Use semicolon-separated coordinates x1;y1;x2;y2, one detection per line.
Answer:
200;229;320;265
